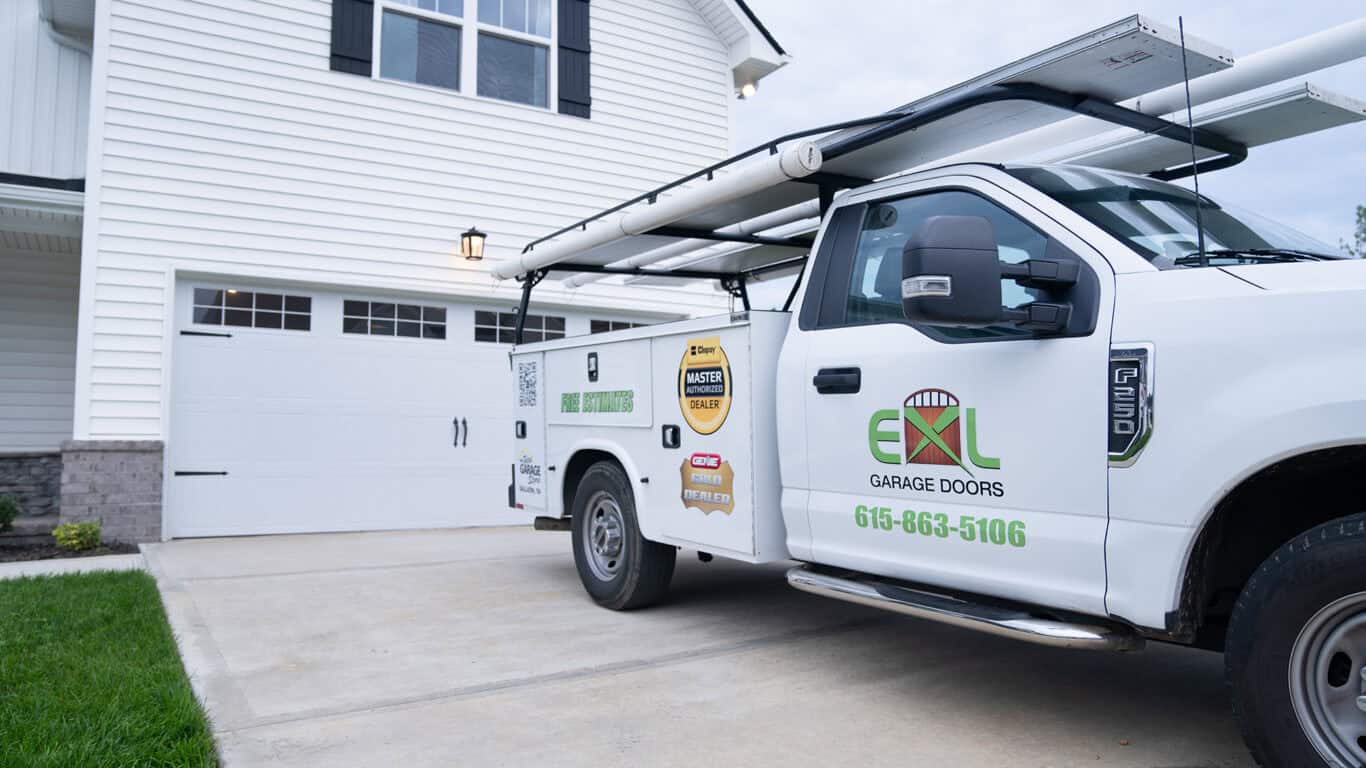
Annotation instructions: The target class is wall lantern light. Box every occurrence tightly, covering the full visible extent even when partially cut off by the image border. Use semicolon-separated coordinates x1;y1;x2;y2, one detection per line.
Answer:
460;226;487;261
738;81;758;100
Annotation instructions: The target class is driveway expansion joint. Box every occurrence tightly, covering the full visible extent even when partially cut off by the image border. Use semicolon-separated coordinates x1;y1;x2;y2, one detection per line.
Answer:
220;616;893;735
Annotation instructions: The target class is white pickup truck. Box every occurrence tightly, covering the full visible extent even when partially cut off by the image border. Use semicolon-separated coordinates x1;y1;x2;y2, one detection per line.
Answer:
502;20;1366;767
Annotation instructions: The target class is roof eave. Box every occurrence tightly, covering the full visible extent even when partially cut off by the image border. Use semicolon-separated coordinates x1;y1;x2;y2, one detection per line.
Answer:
699;0;789;93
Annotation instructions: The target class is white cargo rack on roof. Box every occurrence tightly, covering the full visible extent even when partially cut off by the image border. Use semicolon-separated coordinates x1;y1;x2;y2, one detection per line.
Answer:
490;15;1235;292
1041;82;1366;175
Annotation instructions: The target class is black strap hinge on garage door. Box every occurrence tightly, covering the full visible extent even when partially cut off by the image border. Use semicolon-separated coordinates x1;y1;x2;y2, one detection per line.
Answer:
173;471;229;477
179;330;233;338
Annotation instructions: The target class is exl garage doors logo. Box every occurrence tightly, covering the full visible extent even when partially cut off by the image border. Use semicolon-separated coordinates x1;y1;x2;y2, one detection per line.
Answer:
868;389;1004;498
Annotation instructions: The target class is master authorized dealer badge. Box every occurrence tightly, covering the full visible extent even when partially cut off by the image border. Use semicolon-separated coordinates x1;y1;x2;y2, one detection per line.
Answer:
678;336;732;435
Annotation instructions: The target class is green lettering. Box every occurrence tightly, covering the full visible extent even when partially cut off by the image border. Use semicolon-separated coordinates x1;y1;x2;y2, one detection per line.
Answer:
966;408;1000;470
868;409;901;465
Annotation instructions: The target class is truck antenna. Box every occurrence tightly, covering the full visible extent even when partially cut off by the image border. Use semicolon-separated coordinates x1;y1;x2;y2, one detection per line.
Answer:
1178;16;1209;268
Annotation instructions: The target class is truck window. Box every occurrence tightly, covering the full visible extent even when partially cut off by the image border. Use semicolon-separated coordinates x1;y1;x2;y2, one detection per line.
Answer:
1005;166;1341;268
832;190;1048;339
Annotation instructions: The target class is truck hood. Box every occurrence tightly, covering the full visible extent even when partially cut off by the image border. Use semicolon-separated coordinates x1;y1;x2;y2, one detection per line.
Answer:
1220;258;1366;292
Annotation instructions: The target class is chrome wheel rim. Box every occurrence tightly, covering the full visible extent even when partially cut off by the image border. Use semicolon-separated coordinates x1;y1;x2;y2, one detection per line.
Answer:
1290;591;1366;767
584;492;625;582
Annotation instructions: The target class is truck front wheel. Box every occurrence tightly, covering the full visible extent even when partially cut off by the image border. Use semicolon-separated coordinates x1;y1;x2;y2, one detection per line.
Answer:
1226;512;1366;767
570;461;675;610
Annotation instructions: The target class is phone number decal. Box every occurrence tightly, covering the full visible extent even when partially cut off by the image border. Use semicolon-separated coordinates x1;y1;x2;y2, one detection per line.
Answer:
854;505;1026;548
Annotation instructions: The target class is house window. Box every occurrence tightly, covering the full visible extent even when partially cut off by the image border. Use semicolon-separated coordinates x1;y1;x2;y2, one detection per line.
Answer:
344;300;447;339
474;310;565;343
590;320;642;334
193;289;311;331
478;0;551;36
477;0;550;106
380;9;462;91
376;0;553;108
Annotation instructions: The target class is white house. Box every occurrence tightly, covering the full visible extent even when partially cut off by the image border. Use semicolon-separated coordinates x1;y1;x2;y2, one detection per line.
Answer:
0;0;787;541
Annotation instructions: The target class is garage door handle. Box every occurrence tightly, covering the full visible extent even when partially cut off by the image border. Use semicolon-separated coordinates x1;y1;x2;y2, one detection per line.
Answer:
174;471;228;477
813;367;861;394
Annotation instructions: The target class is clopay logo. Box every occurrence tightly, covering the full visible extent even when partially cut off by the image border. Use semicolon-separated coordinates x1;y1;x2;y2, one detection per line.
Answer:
868;389;1000;475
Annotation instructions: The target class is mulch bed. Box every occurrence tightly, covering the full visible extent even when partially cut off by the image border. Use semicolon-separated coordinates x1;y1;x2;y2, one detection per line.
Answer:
0;543;140;563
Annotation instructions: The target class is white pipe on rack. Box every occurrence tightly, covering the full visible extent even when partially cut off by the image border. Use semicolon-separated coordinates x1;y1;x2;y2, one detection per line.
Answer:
941;17;1366;166
562;198;823;288
491;141;823;279
620;216;822;286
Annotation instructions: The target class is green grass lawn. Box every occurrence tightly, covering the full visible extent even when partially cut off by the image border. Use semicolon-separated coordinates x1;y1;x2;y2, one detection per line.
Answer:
0;570;217;767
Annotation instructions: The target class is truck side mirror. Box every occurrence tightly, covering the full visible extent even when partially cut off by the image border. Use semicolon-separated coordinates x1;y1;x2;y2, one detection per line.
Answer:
901;215;1003;328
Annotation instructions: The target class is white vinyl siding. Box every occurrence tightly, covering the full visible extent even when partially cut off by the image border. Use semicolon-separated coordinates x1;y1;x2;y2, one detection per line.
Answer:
78;0;734;440
0;0;92;180
0;248;79;451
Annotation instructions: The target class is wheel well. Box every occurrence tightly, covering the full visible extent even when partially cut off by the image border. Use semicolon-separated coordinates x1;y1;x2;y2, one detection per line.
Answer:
1176;445;1366;650
561;449;623;518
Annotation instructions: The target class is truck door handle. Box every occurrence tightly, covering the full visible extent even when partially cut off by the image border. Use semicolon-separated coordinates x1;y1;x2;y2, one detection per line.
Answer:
813;367;861;394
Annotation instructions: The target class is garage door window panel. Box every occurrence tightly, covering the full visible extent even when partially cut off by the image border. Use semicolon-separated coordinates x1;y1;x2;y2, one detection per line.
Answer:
345;300;448;339
193;288;311;332
590;319;642;334
474;310;564;343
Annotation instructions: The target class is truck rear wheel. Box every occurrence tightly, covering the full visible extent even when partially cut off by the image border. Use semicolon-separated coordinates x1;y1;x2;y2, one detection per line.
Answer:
570;461;675;610
1226;512;1366;767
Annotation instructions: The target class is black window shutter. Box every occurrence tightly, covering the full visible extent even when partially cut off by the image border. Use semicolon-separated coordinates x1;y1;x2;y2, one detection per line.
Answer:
330;0;375;76
558;0;591;118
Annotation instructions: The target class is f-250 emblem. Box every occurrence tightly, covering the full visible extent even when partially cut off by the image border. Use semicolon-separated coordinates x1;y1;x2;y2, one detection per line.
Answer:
1109;347;1153;466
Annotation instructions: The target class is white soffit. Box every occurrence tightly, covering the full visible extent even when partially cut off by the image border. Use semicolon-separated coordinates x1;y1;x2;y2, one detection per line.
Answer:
41;0;96;40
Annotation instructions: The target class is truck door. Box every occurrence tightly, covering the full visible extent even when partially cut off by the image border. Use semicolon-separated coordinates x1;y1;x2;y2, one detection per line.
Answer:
793;176;1114;615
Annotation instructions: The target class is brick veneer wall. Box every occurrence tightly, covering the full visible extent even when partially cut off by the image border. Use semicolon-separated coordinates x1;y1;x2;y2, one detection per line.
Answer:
59;440;164;543
0;453;62;518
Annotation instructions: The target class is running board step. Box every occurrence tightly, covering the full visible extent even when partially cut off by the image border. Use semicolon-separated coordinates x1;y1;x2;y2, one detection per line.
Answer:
786;567;1144;652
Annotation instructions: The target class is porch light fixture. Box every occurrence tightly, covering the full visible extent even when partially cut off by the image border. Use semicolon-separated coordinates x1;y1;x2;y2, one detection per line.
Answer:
460;226;487;261
738;81;758;99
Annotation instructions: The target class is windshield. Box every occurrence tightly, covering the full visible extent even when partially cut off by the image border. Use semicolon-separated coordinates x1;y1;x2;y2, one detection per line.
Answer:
1006;166;1343;269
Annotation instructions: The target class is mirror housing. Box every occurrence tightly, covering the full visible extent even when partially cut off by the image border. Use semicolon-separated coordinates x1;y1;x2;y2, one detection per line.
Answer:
901;215;1003;328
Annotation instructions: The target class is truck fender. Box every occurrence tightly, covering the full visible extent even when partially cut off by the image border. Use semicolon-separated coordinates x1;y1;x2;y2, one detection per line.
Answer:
1169;400;1366;632
555;438;646;520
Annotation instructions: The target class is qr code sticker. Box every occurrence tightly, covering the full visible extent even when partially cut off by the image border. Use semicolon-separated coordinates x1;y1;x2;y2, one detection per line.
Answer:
518;362;537;407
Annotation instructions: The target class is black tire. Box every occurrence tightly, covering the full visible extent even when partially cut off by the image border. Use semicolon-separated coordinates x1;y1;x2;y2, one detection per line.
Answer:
570;461;675;610
1226;512;1366;767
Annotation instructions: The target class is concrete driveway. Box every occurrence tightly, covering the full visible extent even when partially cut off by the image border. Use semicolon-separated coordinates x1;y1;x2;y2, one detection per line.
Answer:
144;528;1255;767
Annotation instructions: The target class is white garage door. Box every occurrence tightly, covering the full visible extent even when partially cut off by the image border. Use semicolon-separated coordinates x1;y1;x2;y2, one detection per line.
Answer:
166;282;539;538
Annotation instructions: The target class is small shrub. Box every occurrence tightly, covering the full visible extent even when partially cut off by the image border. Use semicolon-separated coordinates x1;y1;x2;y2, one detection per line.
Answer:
53;521;101;552
0;495;16;532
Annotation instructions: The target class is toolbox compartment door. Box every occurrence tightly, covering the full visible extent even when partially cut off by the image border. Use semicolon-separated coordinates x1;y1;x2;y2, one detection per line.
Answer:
511;351;548;511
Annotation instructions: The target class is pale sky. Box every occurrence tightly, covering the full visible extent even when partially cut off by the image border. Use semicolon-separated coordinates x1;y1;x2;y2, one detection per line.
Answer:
733;1;1366;250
